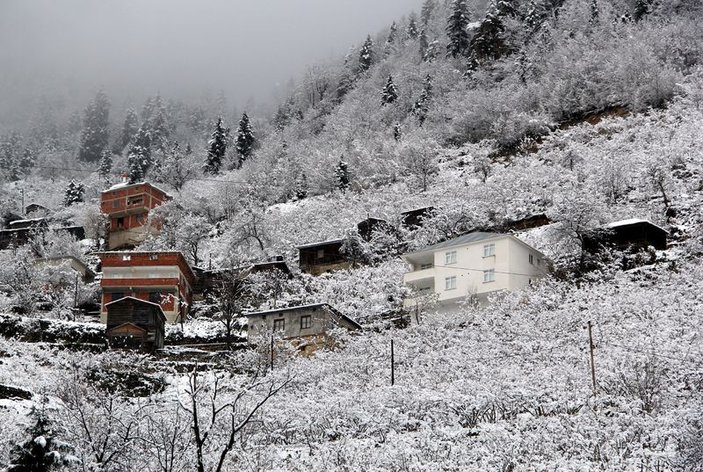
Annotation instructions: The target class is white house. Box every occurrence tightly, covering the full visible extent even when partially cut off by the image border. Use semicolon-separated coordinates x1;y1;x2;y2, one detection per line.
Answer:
402;232;548;310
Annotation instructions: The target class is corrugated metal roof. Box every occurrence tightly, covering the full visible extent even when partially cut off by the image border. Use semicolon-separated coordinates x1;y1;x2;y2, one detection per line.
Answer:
409;232;507;254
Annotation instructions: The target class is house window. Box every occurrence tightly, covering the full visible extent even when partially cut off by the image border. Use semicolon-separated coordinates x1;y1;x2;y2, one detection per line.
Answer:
149;292;161;304
483;269;496;283
127;195;144;206
420;263;433;270
300;315;312;329
122;254;131;261
445;251;457;265
529;254;534;265
273;319;285;331
483;243;496;257
112;200;120;209
445;276;457;290
116;217;125;229
149;254;159;261
316;249;324;259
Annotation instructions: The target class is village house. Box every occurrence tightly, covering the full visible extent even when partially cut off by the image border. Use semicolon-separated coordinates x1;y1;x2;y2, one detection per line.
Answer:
98;251;195;324
597;218;668;251
34;255;96;283
402;232;548;310
244;303;362;354
100;181;171;250
105;296;166;350
298;239;351;275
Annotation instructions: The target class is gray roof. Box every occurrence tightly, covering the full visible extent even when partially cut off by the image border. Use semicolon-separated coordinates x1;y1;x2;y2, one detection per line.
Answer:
244;303;362;330
296;238;344;250
409;232;507;254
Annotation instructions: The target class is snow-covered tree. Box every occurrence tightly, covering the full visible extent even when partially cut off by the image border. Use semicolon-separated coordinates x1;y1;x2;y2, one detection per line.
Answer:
590;0;599;23
294;172;309;200
78;90;110;162
235;112;255;167
385;21;398;52
381;74;399;105
63;181;85;207
117;107;139;153
7;400;76;472
633;0;651;21
335;160;350;192
421;0;436;27
204;117;229;175
393;123;402;141
413;74;433;124
157;142;197;191
469;1;512;64
143;94;169;151
358;35;375;73
446;0;471;58
98;150;112;184
419;28;430;61
407;13;420;39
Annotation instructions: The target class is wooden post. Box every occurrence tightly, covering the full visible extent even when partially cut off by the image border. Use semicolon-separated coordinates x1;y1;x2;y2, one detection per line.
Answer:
73;274;79;309
391;339;395;386
587;321;597;396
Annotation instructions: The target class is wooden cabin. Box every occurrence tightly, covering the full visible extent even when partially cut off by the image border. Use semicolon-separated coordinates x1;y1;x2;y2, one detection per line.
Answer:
297;239;350;275
357;217;395;242
401;206;435;229
585;219;668;253
105;296;166;350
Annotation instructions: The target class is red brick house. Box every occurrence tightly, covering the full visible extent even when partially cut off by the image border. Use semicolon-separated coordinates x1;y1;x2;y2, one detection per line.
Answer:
101;181;171;250
99;251;195;324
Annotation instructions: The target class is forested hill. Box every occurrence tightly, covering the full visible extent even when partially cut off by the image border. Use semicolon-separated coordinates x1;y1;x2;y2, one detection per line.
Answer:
1;0;703;470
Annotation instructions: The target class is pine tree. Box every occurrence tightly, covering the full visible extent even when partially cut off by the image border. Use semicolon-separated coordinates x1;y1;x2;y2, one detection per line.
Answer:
469;0;513;64
145;94;169;151
358;35;375;73
407;13;420;39
118;107;139;153
590;0;599;23
413;74;433;124
78;90;110;162
385;21;398;52
203;117;229;175
130;127;152;172
419;28;430;61
421;0;436;27
98;150;113;183
524;0;546;35
381;75;399;105
633;0;651;21
0;132;24;181
294;172;308;200
7;401;75;472
393;123;402;141
335;160;350;192
63;181;85;207
446;0;471;58
127;149;146;184
235;112;255;167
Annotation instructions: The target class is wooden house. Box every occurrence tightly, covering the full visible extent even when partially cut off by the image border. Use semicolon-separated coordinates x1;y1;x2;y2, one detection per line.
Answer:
297;239;351;275
105;296;166;350
585;219;668;253
357;217;395;242
401;206;435;229
244;303;362;355
99;251;195;324
100;181;171;250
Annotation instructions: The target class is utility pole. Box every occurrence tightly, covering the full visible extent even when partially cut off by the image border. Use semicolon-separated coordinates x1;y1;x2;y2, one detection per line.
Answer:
587;321;597;396
390;339;395;386
270;335;274;372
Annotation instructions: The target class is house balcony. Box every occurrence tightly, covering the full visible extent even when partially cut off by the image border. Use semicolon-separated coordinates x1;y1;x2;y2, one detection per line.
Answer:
403;267;435;284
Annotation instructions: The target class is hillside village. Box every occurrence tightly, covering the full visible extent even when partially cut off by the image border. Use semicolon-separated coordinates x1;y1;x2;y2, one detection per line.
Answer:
1;0;703;470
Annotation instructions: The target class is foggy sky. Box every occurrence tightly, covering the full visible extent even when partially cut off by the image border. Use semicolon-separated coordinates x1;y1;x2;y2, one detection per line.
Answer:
0;0;422;123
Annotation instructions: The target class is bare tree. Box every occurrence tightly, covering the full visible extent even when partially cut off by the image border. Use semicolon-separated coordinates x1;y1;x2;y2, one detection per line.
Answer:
181;368;291;472
139;403;193;472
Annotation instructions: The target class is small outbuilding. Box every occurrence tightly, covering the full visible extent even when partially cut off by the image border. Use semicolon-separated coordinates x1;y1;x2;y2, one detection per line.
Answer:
401;206;435;229
105;296;166;350
244;303;362;354
604;219;668;250
357;217;394;242
297;239;350;275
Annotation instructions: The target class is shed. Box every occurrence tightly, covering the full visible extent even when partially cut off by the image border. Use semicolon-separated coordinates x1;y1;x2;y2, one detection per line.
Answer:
401;206;435;229
297;239;350;275
357;217;394;242
105;297;166;350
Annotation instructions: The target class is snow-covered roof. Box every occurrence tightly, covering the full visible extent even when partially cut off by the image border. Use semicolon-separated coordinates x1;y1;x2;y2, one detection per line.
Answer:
296;238;344;249
408;232;507;254
400;206;435;215
103;181;172;198
606;218;667;233
9;217;46;225
244;303;362;330
105;295;165;312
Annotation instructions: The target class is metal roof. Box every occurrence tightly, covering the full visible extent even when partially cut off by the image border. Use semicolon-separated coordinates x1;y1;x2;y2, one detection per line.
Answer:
407;232;507;255
606;218;668;233
296;238;344;250
243;303;362;330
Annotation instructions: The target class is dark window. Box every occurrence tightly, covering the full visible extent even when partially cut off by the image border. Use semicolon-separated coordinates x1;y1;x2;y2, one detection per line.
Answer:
149;292;161;304
111;292;125;302
529;254;534;265
116;217;125;229
300;315;312;329
273;319;285;331
127;195;144;206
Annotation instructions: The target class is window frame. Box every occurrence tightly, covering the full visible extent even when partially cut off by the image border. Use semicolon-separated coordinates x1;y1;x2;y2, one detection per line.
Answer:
483;243;496;258
483;269;496;283
273;319;285;331
529;254;534;265
300;315;312;329
445;275;457;291
445;250;457;265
